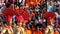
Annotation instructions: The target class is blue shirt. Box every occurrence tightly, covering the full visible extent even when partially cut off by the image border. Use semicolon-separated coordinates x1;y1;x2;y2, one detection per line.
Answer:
47;5;54;11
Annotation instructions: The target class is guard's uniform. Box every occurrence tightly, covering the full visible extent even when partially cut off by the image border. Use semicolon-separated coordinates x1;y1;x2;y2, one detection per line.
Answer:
2;16;13;34
2;26;13;34
14;26;25;34
13;16;25;34
45;25;54;34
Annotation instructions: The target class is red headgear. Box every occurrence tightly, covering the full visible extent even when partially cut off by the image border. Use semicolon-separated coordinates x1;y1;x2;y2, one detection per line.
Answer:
44;12;56;22
16;16;24;22
5;15;12;21
2;8;16;16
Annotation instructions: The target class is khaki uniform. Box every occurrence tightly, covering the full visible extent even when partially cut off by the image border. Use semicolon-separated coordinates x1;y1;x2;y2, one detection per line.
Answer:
2;26;13;34
13;26;25;34
45;25;54;34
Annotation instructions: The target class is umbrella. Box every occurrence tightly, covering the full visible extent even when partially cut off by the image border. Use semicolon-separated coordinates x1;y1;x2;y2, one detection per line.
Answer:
15;8;30;20
2;8;16;17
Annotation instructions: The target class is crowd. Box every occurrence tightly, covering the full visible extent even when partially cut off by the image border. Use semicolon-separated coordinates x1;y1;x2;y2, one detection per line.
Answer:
0;0;60;34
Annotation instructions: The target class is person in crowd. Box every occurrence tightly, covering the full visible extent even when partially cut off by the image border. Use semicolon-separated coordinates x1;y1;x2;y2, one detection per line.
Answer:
13;16;25;34
45;17;54;34
47;2;54;12
2;16;14;34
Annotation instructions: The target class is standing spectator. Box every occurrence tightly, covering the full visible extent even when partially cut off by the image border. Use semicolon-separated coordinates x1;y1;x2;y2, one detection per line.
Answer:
2;16;14;34
13;16;25;34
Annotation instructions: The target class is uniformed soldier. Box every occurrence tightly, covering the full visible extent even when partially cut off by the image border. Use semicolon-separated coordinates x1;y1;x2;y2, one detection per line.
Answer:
13;16;25;34
45;17;54;34
2;16;14;34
